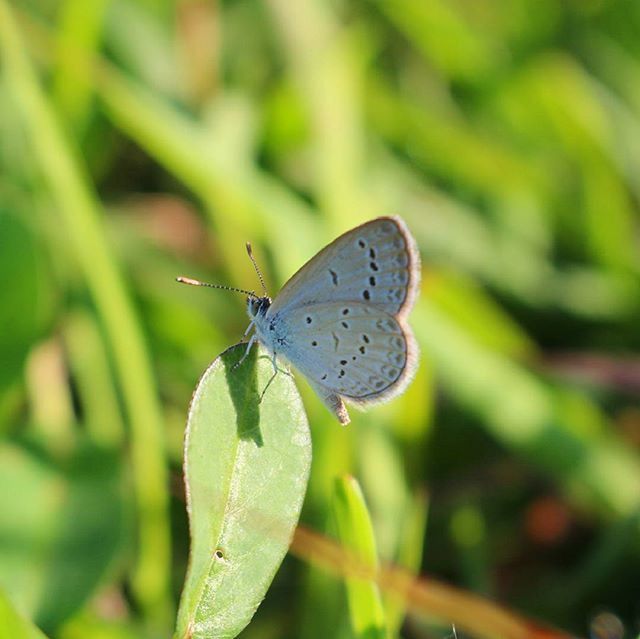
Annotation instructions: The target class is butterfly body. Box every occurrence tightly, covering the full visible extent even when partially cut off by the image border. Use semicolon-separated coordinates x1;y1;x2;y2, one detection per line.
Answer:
244;215;420;425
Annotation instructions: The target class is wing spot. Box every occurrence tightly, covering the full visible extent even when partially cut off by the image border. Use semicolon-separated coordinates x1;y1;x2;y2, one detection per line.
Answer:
342;308;349;315
329;269;338;285
341;320;349;329
384;366;398;378
321;374;327;381
359;346;366;354
362;334;370;343
370;262;379;271
340;359;347;365
362;290;371;301
375;380;385;389
332;332;340;351
306;316;312;324
312;340;318;347
369;248;376;259
358;239;366;248
377;318;397;331
339;369;345;378
369;276;376;286
390;352;405;366
352;356;357;361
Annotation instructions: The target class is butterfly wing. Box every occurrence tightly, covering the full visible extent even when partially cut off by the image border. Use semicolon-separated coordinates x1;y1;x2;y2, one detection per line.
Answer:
272;301;418;423
270;216;420;319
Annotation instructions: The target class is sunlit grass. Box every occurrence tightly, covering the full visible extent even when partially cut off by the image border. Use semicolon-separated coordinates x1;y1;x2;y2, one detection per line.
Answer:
1;0;639;638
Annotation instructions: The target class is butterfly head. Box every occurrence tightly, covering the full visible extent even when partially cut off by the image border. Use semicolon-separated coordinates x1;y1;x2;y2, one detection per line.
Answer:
247;295;272;320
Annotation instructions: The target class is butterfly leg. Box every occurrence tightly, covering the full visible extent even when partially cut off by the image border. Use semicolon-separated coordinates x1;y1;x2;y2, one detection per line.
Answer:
241;320;255;340
270;353;294;378
232;334;256;371
258;351;279;403
257;355;292;377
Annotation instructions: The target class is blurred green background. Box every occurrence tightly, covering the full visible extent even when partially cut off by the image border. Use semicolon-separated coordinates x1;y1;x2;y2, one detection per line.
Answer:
1;0;640;637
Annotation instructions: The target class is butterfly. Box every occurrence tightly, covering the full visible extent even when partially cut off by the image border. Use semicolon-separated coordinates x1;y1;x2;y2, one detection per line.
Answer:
178;216;420;425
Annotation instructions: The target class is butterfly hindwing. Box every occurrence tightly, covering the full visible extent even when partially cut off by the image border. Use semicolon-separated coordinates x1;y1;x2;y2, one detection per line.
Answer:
270;301;418;404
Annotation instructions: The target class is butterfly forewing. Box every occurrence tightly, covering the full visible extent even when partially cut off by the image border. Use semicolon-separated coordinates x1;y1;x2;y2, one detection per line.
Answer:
270;216;420;318
274;302;416;403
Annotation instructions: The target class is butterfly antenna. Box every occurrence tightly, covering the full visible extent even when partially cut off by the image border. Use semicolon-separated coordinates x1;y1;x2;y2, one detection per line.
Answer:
245;242;268;297
176;276;257;298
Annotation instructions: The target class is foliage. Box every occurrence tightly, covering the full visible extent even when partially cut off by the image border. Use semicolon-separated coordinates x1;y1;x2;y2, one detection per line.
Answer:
177;344;310;638
0;1;639;638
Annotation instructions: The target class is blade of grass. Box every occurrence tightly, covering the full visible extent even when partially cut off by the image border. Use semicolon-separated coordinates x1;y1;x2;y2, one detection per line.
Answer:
53;0;109;134
380;152;639;318
0;589;49;639
16;11;326;283
0;3;171;627
367;75;544;203
385;490;428;638
426;269;535;359
370;0;498;82
266;0;371;229
63;311;126;448
105;0;180;96
292;526;575;639
414;299;640;522
332;476;386;639
94;65;322;282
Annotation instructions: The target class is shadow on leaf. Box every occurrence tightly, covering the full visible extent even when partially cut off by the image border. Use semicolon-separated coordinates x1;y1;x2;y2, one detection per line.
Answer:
222;343;263;447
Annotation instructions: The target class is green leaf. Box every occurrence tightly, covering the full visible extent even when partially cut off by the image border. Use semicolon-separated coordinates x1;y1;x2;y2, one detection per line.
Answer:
331;476;386;639
176;344;311;639
0;589;49;639
0;440;126;632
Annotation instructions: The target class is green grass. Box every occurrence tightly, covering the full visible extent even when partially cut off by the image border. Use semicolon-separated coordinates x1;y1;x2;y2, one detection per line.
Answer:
1;1;639;638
